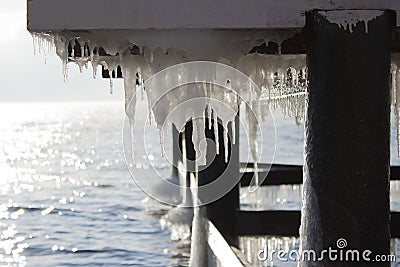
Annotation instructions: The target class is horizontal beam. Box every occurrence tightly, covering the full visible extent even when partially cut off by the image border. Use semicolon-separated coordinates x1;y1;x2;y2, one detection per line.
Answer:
237;211;301;236
240;164;400;186
28;0;400;31
237;211;400;238
240;164;303;186
392;212;400;239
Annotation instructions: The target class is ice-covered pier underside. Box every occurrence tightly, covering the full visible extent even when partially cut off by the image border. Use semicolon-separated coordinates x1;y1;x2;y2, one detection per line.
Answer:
28;1;400;266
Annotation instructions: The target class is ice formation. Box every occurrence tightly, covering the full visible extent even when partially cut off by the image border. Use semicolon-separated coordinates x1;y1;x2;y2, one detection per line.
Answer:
31;31;307;169
32;32;55;63
322;10;384;34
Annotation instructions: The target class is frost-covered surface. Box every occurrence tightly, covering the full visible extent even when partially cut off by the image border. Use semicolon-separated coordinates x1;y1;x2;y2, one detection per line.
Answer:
31;31;307;169
321;10;384;33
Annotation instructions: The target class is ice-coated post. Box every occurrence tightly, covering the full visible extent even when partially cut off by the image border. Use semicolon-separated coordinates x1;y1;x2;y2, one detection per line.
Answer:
182;122;194;207
198;112;240;247
185;120;208;267
300;10;395;266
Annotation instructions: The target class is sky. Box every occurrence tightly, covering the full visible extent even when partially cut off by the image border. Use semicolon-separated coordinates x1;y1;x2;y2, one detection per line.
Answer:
0;0;124;102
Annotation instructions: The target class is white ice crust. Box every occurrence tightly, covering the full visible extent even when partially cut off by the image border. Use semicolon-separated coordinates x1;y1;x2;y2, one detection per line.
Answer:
32;31;307;169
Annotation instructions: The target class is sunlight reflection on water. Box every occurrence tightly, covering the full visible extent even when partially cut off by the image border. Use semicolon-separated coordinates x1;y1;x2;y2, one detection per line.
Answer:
0;103;178;266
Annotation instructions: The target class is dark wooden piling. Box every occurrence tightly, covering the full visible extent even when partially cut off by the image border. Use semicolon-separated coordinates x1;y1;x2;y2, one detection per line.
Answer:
197;112;240;248
182;121;196;207
301;10;395;266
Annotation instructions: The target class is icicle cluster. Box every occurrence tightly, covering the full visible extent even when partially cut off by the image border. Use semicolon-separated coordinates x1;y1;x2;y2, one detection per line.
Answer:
322;10;384;34
31;32;307;168
32;32;55;64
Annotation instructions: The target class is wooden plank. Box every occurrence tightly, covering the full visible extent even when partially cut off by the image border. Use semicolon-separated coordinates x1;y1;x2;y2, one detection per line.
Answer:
237;211;301;237
207;221;246;267
240;164;303;186
390;166;400;180
391;212;400;238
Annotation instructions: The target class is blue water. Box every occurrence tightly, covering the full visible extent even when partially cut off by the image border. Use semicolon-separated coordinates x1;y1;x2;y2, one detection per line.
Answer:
0;102;399;266
0;103;179;266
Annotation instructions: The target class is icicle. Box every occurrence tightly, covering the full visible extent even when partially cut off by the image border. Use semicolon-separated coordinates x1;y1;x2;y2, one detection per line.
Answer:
323;10;384;34
78;62;84;73
253;161;259;191
223;123;229;163
159;126;165;157
62;64;69;84
91;53;100;79
44;47;47;64
202;111;206;132
53;35;69;83
130;121;135;162
122;65;138;162
148;105;153;125
32;33;37;55
291;67;298;86
231;119;236;145
246;104;260;194
109;76;114;94
100;56;122;94
249;82;253;109
213;111;219;154
92;64;97;79
208;105;212;130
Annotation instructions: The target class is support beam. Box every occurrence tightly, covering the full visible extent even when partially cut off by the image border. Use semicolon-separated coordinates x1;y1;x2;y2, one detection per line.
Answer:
182;122;195;206
240;164;303;186
198;113;240;248
300;10;395;266
184;120;208;267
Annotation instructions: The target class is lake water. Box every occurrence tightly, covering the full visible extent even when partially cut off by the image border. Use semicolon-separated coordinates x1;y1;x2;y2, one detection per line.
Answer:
0;102;399;266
